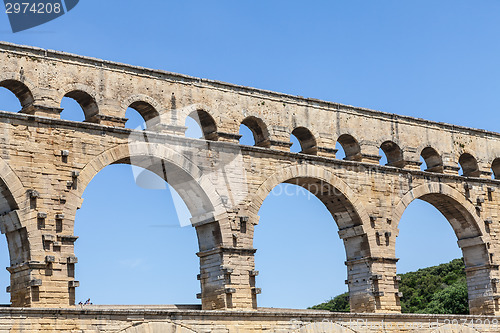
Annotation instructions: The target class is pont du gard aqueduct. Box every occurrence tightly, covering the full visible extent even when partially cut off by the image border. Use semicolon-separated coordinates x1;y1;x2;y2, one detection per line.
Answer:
0;41;499;332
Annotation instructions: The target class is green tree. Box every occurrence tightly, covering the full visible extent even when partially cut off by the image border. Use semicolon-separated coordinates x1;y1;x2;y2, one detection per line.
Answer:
310;258;468;314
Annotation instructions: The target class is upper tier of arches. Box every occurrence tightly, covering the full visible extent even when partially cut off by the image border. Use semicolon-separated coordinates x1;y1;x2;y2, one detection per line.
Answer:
1;75;499;180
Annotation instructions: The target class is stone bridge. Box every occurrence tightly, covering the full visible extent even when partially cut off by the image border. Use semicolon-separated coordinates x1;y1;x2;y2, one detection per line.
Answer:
0;41;499;317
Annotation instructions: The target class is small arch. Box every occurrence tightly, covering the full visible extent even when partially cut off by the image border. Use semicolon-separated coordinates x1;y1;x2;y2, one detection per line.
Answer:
491;158;500;179
125;108;146;130
336;134;361;161
241;116;270;148
187;109;218;141
421;147;443;173
0;80;34;108
63;90;99;121
459;153;480;177
127;101;160;128
380;141;404;167
291;127;317;155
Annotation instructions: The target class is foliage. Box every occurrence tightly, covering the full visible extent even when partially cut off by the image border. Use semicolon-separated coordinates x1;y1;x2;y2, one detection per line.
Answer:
310;292;350;312
310;258;468;314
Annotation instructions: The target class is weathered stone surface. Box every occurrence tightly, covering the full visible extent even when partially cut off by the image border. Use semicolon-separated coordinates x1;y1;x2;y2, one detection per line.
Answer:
0;41;498;320
0;307;495;332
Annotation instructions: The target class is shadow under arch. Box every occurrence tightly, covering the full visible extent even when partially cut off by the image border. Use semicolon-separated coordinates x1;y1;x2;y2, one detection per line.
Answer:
380;141;404;167
337;134;362;161
492;158;500;179
249;164;375;312
421;147;444;173
241;116;270;147
393;183;493;315
459;153;480;178
292;127;317;155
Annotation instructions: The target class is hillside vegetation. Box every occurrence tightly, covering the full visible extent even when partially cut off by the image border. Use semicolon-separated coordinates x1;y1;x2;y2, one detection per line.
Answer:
310;258;468;314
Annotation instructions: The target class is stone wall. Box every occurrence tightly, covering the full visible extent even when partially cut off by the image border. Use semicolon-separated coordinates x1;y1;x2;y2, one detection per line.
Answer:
0;42;498;315
0;306;498;333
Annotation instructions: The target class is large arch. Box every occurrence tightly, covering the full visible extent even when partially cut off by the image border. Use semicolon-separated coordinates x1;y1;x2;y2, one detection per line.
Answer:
77;142;229;237
249;164;378;312
249;164;370;231
0;157;37;307
75;142;239;309
393;183;493;315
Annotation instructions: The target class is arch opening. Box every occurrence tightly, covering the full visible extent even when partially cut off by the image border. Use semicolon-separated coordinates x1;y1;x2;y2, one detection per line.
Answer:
74;144;227;305
252;167;370;311
255;177;364;309
240;116;270;148
459;153;480;177
186;110;218;141
0;80;34;108
75;164;200;304
291;127;317;155
380;141;404;167
61;90;99;122
491;158;500;179
0;87;22;112
127;101;159;128
396;186;490;314
0;166;30;306
421;147;443;173
336;134;361;161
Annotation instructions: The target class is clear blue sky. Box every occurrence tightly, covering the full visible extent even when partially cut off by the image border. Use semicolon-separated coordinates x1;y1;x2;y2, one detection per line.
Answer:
0;1;498;308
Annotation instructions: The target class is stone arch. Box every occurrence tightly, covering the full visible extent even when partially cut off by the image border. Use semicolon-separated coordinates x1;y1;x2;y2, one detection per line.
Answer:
181;104;218;141
459;153;480;177
77;142;230;247
0;78;35;109
58;83;99;121
118;321;197;333
76;141;236;309
421;146;444;173
492;158;500;179
249;164;376;312
337;134;362;161
241;115;271;147
393;183;486;243
380;141;404;167
249;164;370;232
291;127;317;155
122;94;162;127
0;156;30;266
393;183;493;315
